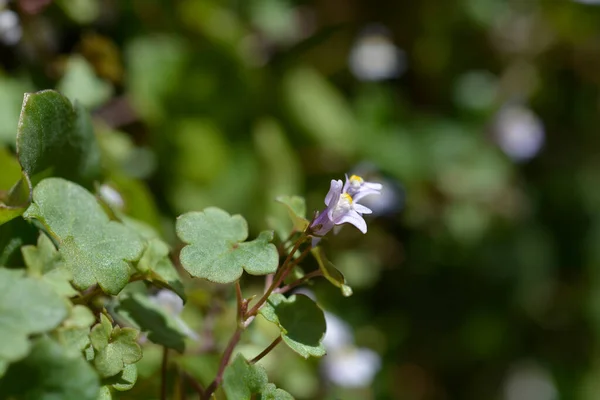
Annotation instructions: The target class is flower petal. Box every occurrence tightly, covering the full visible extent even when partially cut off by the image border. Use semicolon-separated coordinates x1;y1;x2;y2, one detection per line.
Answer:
353;203;372;214
364;182;383;190
325;179;343;206
353;188;381;202
343;173;351;193
337;211;367;233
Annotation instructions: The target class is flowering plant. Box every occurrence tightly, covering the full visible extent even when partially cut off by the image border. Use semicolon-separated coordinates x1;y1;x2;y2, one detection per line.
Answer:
0;90;382;399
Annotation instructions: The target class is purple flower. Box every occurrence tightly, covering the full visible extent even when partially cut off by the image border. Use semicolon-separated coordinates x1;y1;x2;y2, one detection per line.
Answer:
343;174;383;200
309;175;382;246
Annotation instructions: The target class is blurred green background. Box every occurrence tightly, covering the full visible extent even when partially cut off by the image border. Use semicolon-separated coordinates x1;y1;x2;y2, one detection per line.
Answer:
2;0;600;399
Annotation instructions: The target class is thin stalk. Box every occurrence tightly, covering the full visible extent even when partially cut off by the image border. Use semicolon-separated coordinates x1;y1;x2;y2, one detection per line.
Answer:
245;236;307;318
203;328;243;399
203;280;247;399
161;347;169;400
276;269;323;294
250;336;283;364
184;372;205;399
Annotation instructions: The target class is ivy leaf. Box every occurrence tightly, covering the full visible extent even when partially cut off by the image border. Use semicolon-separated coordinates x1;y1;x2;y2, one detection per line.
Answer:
89;314;142;378
176;207;278;283
101;363;137;392
223;354;269;399
137;238;186;301
258;383;295;400
22;233;78;297
223;354;294;400
23;178;145;295
276;196;309;232
16;90;100;184
259;294;326;358
311;247;353;297
117;292;187;352
55;305;96;353
0;268;68;376
0;337;100;400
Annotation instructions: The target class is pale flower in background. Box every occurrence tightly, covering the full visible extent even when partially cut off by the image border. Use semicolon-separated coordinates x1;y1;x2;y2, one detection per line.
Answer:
322;312;381;388
150;290;199;341
494;104;545;162
503;361;557;400
0;9;22;46
349;24;406;81
99;184;125;210
322;312;353;351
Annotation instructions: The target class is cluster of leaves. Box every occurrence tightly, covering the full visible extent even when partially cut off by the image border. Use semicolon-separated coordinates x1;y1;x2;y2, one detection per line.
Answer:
0;90;353;399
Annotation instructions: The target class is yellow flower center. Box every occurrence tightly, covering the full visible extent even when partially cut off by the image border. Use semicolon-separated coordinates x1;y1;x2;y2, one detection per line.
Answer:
342;193;353;204
350;175;364;184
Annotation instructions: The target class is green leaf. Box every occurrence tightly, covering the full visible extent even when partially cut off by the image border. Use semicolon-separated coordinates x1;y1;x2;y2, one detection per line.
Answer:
117;292;187;352
258;383;295;400
223;354;269;399
223;354;294;400
23;178;145;294
89;314;142;378
102;363;137;392
16;90;101;184
137;237;186;301
259;293;326;358
273;196;310;237
311;247;353;297
0;146;21;190
22;233;78;297
0;268;69;375
97;386;112;400
176;207;278;283
54;304;95;353
0;337;100;400
57;55;114;109
0;174;31;226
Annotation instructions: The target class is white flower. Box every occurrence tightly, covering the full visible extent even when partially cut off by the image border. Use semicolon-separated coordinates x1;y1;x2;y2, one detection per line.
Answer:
348;24;406;81
322;347;381;388
323;312;353;351
322;312;381;388
494;104;545;162
0;10;22;46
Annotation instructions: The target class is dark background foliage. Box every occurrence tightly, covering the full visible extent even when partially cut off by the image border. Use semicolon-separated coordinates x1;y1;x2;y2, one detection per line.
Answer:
1;0;600;399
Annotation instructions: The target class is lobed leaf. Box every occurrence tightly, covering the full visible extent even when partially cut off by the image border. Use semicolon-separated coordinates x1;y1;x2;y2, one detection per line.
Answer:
223;354;294;400
22;233;78;297
89;314;142;378
176;207;278;283
23;178;145;294
136;237;186;301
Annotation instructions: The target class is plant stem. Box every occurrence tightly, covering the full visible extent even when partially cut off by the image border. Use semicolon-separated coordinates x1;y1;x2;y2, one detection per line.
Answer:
245;236;307;318
203;280;247;399
161;347;169;400
203;328;243;399
276;269;323;294
250;336;283;364
184;372;205;399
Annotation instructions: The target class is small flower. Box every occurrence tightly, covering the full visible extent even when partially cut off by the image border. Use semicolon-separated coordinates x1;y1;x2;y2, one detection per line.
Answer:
309;175;381;246
343;174;383;200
